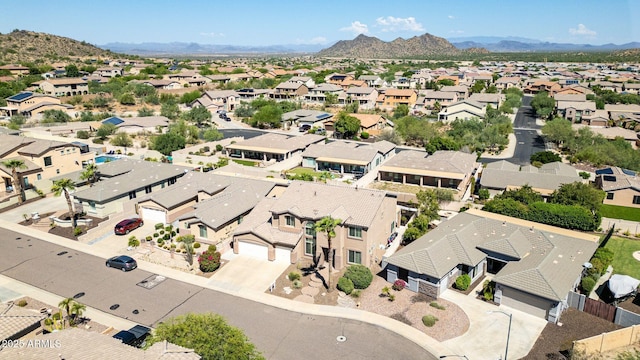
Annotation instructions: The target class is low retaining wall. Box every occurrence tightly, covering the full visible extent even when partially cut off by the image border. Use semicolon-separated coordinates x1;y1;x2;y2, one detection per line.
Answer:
49;216;93;228
574;324;640;354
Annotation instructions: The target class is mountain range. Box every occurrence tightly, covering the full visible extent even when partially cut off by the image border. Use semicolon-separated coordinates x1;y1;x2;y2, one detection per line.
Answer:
101;42;327;55
448;36;640;52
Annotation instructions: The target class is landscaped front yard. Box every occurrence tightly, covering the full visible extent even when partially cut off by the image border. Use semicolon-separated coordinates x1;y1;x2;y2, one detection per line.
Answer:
605;236;640;279
600;204;640;222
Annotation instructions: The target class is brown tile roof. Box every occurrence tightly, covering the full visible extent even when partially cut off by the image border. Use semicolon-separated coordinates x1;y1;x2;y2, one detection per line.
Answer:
0;303;46;342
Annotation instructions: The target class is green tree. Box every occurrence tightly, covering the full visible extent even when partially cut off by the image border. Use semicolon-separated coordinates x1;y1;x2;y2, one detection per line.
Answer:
470;80;486;94
530;151;561;164
182;106;212;127
415;189;442;223
161;102;181;120
78;111;96;122
149;313;264;360
58;297;74;328
425;136;460;154
496;184;543;205
69;302;86;326
2;159;27;204
65;64;80;77
96;123;117;140
152;132;186;155
549;182;605;213
200;128;223;142
41;109;71;123
315;216;342;292
530;91;555;119
79;163;99;187
179;90;202;104
138;107;154;117
250;105;282;129
393;104;409;119
334;112;361;139
52;178;77;228
110;132;133;147
119;93;136;105
541;117;575;146
324;92;338;106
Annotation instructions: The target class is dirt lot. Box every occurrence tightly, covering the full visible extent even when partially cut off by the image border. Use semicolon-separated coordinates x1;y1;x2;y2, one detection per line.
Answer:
522;308;622;359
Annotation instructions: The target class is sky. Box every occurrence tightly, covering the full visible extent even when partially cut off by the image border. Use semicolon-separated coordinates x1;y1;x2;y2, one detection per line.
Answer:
1;0;639;47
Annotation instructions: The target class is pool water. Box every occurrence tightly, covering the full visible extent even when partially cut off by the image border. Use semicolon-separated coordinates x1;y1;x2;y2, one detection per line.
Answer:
95;155;120;164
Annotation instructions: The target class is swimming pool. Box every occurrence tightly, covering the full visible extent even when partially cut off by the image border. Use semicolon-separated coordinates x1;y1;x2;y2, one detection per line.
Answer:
95;155;120;164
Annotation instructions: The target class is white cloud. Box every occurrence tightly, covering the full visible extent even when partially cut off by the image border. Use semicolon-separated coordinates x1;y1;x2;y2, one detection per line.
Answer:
375;16;424;32
569;24;596;37
340;21;369;35
448;15;455;19
295;36;328;45
200;32;225;38
449;30;464;34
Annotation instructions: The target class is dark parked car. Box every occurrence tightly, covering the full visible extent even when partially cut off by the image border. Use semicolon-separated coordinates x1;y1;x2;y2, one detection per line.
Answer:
113;325;151;348
106;255;137;271
114;218;143;235
299;124;311;132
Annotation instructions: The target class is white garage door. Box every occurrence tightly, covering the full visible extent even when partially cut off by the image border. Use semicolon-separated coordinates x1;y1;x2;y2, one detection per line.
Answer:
140;207;166;224
275;246;291;263
500;285;551;319
238;241;269;260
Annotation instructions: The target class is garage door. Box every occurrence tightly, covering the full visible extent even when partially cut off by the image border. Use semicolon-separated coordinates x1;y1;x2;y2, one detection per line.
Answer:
140;207;166;224
275;246;291;263
500;285;551;319
238;241;269;260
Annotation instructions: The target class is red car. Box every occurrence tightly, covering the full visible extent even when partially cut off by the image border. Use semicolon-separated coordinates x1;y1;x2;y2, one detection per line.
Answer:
114;218;144;235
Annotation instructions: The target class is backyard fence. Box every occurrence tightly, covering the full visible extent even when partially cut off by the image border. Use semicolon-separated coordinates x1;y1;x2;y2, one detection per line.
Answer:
567;291;640;326
573;324;640;354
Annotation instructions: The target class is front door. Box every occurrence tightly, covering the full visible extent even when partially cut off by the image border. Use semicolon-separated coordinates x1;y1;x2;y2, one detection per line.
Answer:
398;267;409;281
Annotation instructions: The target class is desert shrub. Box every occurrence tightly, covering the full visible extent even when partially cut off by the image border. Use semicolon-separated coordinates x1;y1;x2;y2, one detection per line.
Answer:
73;227;83;236
215;144;223;151
193;242;201;249
388;294;396;302
16;299;27;307
288;272;301;281
478;188;490;201
292;280;303;289
344;264;373;289
337;277;354;295
392;279;407;291
360;131;369;139
155;223;164;230
581;277;597;294
455;274;471;291
92;138;103;144
153;232;159;238
145;236;152;241
483;280;496;301
422;315;438;327
350;290;361;298
76;130;90;139
128;236;140;247
381;286;391;297
198;246;221;272
430;301;446;310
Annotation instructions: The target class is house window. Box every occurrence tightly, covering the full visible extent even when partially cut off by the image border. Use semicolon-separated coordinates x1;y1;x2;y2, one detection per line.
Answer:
168;177;176;185
634;196;640;205
199;225;207;238
285;215;295;227
348;250;362;264
44;156;52;166
238;215;243;225
128;191;136;200
305;222;316;256
88;201;96;212
145;185;152;194
607;193;614;200
37;174;42;181
60;150;65;155
348;226;362;239
56;169;60;174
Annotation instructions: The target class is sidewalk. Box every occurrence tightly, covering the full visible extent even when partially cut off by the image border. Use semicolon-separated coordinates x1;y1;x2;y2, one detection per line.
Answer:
0;219;451;357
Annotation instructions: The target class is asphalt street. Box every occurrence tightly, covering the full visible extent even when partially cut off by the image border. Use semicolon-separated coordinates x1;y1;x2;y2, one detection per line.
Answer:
0;227;435;360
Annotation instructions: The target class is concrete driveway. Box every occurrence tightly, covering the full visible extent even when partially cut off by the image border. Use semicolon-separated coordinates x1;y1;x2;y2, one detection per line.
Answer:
210;253;290;292
440;279;547;360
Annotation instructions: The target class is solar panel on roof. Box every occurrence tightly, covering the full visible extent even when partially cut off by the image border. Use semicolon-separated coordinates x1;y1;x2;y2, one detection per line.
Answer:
595;168;614;175
603;175;617;182
622;169;636;176
316;113;331;120
7;92;33;101
102;117;125;126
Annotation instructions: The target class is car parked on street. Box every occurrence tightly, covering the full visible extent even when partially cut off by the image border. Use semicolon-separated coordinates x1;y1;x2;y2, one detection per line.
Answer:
114;218;143;235
105;255;137;271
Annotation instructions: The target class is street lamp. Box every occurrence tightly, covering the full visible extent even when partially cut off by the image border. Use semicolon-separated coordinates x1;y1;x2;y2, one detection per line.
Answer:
487;310;513;360
439;355;469;360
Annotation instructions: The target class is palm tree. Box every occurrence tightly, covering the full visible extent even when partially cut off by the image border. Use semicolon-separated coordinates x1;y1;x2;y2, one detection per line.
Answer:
52;178;77;228
2;159;27;204
315;216;342;292
79;163;99;187
58;297;74;328
70;302;86;326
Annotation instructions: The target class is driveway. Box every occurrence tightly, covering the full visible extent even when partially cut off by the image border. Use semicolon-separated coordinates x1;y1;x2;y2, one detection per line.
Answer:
0;195;68;223
440;280;547;360
211;253;290;292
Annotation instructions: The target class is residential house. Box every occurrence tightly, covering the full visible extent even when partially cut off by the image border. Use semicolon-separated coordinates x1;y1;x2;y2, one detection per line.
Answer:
192;90;239;112
271;82;309;100
233;181;398;267
1;91;72;118
555;84;593;96
377;150;478;200
38;78;89;96
0;64;29;76
391;77;415;89
467;93;504;109
524;80;562;95
358;75;386;88
436;75;460;85
352;113;390;136
554;94;596;122
0;301;46;343
440;85;469;101
340;87;378;110
301;140;395;176
339;79;367;91
288;76;316;88
419;90;458;110
494;76;521;91
596;167;640;209
326;73;355;86
582;109;610;127
72;159;191;217
573;124;638;148
282;109;332;129
438;100;486;122
304;83;343;103
385;208;598;322
95;67;123;78
479;160;583;198
133;79;182;90
101;116;171;134
226;133;325;162
206;74;231;85
236;88;271;101
377;89;417;110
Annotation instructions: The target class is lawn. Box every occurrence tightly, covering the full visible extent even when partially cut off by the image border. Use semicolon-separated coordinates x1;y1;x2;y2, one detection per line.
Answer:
605;236;640;279
232;159;258;167
600;204;640;222
286;167;322;177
